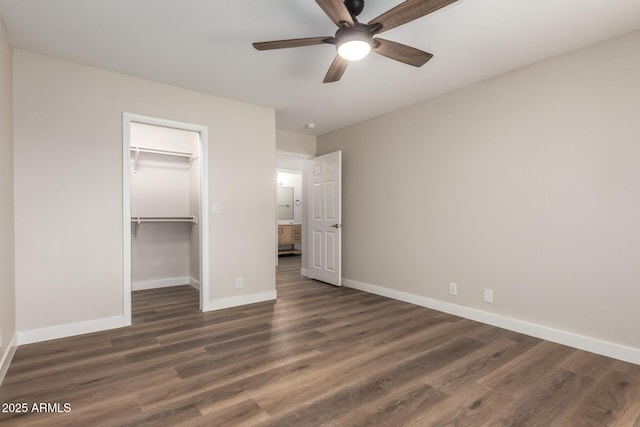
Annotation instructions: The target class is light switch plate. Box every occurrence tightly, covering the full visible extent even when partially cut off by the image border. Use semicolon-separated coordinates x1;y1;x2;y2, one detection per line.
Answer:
211;202;220;215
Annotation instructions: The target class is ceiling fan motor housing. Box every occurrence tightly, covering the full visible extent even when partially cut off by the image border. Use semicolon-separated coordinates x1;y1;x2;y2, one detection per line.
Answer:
344;0;365;17
335;23;373;46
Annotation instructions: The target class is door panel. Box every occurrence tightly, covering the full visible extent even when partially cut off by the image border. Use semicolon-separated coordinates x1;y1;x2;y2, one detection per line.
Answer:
325;181;336;220
313;183;323;220
312;230;323;269
325;232;336;272
307;151;342;286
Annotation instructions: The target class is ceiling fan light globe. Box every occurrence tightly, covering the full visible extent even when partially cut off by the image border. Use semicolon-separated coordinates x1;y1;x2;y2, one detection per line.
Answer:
338;40;371;61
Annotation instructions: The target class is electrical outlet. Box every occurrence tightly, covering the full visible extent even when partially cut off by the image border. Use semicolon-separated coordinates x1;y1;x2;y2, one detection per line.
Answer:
449;283;458;296
235;277;244;289
483;288;494;303
211;202;220;215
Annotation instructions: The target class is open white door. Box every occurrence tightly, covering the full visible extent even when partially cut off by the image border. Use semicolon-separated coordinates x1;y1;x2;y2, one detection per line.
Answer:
307;151;342;286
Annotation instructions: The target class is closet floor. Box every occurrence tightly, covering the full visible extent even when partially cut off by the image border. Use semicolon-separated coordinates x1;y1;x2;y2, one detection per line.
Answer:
132;285;199;324
1;255;640;426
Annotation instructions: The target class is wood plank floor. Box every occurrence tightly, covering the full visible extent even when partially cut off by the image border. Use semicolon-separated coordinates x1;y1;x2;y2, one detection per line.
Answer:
1;255;639;426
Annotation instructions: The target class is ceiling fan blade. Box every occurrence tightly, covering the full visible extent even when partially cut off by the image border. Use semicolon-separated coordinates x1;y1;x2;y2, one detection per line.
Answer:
373;38;433;67
315;0;355;27
367;0;458;34
323;55;349;83
253;37;333;51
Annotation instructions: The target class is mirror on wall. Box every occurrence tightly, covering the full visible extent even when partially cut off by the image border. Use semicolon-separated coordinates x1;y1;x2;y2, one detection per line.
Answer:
277;186;294;220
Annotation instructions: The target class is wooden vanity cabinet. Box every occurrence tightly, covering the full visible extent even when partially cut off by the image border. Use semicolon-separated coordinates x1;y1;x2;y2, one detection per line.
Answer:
278;224;302;254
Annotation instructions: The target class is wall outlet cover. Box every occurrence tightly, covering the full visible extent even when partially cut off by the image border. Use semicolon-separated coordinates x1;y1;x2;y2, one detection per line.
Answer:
449;283;458;296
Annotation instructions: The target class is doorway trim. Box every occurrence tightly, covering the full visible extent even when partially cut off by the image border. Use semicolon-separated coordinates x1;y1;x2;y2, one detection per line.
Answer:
122;113;210;325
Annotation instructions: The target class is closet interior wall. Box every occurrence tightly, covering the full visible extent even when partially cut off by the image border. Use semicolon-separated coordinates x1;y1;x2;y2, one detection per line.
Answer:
130;122;201;291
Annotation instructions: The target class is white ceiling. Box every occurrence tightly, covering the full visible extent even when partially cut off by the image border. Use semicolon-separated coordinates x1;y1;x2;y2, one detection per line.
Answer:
0;0;639;136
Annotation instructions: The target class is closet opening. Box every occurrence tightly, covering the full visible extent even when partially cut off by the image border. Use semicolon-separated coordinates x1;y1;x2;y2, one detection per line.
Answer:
123;113;209;325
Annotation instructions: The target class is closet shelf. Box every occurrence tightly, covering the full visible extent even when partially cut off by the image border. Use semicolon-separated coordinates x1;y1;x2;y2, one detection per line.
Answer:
131;216;198;238
130;146;198;172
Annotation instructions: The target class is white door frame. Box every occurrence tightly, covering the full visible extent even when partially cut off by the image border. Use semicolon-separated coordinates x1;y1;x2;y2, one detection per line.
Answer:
122;113;210;325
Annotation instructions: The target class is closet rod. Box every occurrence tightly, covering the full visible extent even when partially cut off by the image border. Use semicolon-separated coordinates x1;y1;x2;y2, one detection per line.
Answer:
131;216;197;223
130;146;196;159
131;216;198;238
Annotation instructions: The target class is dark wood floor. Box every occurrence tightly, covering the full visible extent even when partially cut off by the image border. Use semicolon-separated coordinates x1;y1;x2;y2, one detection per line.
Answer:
1;255;639;426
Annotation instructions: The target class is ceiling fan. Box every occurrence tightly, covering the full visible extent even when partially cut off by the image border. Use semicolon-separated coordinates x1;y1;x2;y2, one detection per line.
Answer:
253;0;458;83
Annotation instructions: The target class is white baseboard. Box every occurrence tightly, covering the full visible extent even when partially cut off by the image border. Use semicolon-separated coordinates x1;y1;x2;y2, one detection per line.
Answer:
17;316;125;346
301;268;308;277
132;276;190;291
343;278;640;365
189;277;201;291
204;290;277;312
0;332;17;387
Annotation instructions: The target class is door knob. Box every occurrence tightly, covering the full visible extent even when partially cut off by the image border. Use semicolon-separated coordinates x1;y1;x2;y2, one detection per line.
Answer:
330;224;342;228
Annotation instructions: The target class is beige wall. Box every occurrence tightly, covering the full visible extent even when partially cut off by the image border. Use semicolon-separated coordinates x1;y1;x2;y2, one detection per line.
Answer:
276;129;316;155
318;31;640;350
0;17;15;362
13;50;276;332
